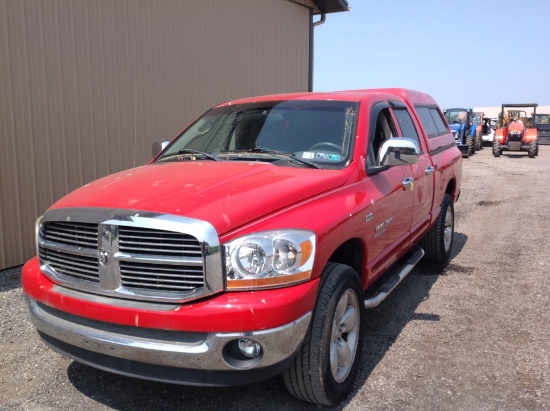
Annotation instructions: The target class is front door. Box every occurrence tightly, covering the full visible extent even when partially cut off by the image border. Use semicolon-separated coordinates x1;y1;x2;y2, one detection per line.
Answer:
364;103;414;280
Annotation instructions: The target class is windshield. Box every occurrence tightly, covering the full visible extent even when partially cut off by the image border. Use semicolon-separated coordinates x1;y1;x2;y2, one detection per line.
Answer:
535;114;549;124
156;100;358;169
444;109;468;124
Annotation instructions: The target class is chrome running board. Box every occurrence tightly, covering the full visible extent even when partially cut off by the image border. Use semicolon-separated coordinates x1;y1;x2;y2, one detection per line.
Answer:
364;246;425;309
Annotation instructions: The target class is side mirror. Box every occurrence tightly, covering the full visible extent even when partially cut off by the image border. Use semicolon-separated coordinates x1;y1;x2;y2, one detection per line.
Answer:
379;138;420;167
152;139;170;157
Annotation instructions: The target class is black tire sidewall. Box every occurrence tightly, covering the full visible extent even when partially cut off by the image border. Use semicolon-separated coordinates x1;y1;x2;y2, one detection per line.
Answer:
420;193;454;263
528;141;537;158
438;194;454;262
312;264;365;405
492;139;501;157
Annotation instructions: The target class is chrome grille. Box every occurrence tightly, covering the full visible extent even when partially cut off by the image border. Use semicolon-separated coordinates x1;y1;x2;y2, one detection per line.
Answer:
36;209;222;303
39;247;100;283
118;226;205;291
118;226;202;257
42;221;98;248
120;261;204;291
39;221;100;283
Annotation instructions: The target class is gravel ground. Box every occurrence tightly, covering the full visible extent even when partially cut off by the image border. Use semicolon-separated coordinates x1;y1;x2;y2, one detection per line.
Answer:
1;145;549;410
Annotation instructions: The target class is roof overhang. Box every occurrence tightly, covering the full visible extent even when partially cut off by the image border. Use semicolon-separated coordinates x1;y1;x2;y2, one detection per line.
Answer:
312;0;350;14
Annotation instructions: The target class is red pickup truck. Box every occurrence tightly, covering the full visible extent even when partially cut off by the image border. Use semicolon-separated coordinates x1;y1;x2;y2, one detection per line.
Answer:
22;88;462;406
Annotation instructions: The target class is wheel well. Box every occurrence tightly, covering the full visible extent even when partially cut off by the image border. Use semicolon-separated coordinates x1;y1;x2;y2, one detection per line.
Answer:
445;178;456;201
327;238;363;278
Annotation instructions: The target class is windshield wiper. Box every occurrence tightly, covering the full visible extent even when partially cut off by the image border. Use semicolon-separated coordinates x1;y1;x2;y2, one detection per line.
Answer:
220;147;321;169
254;147;322;169
158;149;220;162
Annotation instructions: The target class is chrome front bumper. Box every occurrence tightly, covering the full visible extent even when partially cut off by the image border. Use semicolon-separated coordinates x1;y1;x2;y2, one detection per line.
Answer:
26;297;311;385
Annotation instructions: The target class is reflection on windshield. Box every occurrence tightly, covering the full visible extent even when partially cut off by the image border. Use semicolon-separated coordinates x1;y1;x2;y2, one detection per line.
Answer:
157;100;358;169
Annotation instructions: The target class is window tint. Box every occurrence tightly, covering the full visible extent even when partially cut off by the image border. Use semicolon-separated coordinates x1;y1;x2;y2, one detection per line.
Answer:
415;106;448;138
430;108;449;134
393;108;419;144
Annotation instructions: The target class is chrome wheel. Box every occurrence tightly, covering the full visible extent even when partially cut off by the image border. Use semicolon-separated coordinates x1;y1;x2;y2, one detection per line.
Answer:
443;206;454;253
330;289;360;383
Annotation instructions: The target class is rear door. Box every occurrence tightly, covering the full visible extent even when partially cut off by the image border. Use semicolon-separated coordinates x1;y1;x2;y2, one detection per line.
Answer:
390;102;437;241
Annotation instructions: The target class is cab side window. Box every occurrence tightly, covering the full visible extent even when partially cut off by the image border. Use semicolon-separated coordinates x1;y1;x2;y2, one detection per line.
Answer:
393;107;420;147
368;107;397;167
415;106;449;138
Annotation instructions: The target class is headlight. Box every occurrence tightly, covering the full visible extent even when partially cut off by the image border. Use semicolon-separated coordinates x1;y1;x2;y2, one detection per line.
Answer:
225;230;316;290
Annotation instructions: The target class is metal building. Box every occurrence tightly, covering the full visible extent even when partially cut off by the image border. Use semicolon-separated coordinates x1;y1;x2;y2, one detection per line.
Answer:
0;0;350;268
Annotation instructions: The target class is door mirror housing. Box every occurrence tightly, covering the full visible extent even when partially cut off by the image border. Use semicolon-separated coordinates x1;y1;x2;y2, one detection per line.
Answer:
379;137;420;167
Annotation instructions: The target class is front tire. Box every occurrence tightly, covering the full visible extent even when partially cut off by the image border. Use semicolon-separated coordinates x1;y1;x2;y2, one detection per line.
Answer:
528;140;537;158
492;139;502;157
283;263;365;406
467;135;474;156
420;194;454;263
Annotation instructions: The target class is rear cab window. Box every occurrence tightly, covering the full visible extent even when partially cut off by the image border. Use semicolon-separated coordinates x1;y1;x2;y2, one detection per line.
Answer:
415;106;449;138
414;105;455;154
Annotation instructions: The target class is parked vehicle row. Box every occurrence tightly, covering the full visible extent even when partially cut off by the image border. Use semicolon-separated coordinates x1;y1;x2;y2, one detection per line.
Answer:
446;103;542;159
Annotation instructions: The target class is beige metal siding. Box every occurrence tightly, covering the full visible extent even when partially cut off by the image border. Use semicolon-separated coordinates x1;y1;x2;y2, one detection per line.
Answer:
0;0;313;268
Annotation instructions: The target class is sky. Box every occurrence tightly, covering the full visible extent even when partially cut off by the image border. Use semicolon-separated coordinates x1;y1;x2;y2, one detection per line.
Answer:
313;0;550;109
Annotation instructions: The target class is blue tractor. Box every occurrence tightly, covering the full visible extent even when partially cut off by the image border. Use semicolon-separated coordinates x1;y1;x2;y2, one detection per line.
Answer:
444;108;477;157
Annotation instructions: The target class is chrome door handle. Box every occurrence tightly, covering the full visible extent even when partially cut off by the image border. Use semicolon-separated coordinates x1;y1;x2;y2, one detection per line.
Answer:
425;166;435;175
402;177;414;188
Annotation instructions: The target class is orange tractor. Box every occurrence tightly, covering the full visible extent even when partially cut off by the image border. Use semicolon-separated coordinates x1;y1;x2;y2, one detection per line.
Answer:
493;103;539;158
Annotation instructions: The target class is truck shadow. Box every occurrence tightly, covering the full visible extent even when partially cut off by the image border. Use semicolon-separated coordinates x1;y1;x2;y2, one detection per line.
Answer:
66;233;468;410
350;232;468;400
66;360;312;410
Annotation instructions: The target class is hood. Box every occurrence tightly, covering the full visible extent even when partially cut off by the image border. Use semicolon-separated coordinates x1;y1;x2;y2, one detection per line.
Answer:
51;161;348;234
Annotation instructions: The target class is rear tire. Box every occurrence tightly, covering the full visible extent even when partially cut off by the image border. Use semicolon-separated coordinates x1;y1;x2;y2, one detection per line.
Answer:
283;263;365;406
475;133;483;150
420;194;454;263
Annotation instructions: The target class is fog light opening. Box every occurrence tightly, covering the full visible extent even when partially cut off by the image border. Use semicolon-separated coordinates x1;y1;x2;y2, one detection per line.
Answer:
238;338;261;359
222;339;264;369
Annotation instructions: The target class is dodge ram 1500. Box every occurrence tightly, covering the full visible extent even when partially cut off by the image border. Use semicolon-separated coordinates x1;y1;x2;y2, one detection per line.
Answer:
22;88;462;405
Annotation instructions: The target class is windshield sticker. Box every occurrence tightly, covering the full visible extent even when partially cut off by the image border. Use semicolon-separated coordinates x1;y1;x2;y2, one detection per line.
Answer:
302;152;341;161
315;153;341;161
